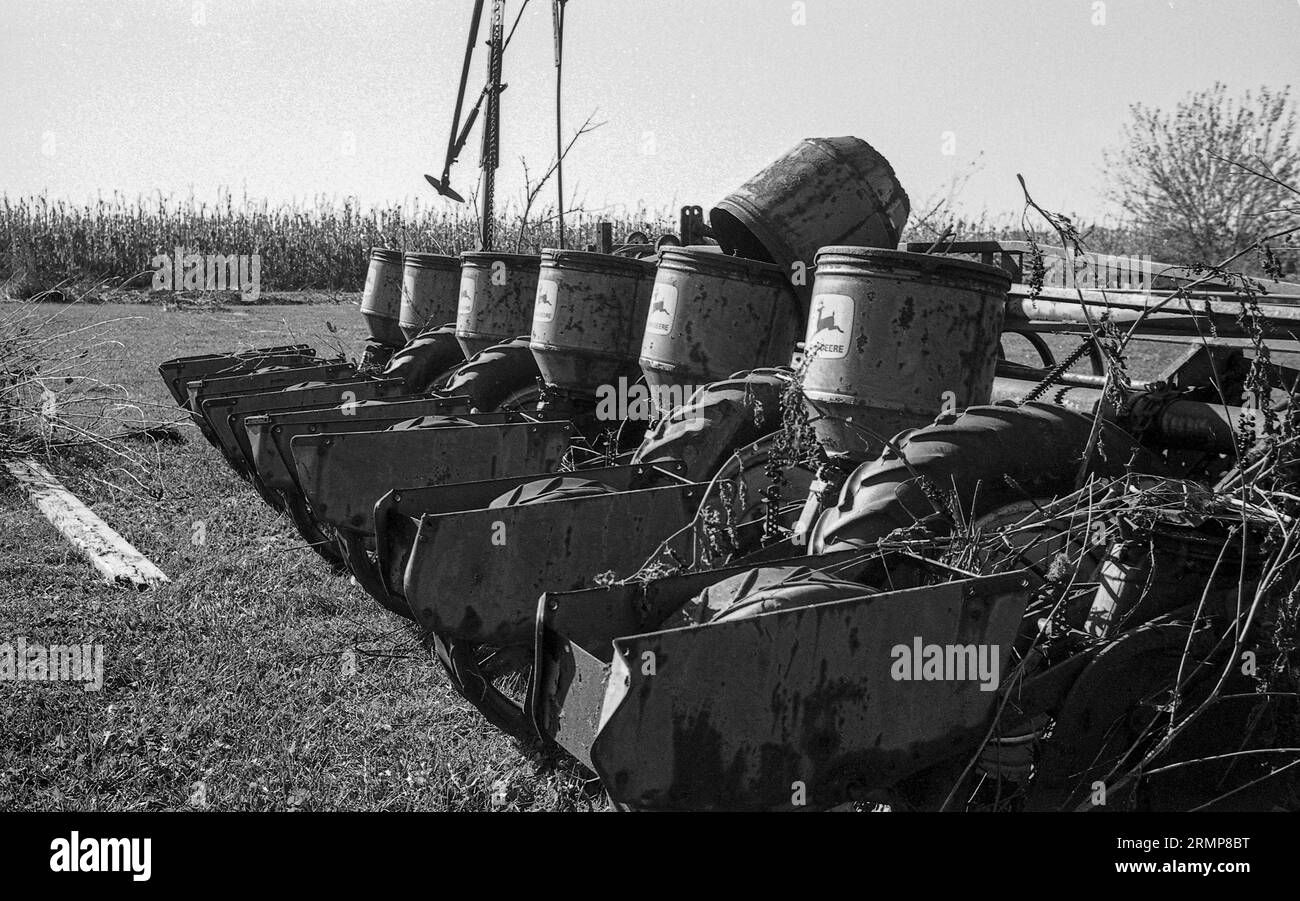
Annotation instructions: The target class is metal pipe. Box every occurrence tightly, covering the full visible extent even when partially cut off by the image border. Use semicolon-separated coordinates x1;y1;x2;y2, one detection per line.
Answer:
1007;302;1300;342
553;0;566;249
1007;283;1300;326
445;0;485;179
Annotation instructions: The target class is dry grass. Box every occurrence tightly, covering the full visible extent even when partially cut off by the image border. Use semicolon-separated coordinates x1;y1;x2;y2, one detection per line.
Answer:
0;301;601;811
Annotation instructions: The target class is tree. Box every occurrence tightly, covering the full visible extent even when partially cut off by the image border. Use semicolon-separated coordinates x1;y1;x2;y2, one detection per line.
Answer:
1106;83;1299;269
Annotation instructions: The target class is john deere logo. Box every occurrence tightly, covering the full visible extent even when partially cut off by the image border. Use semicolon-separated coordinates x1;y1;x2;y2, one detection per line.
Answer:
806;293;853;359
534;280;558;324
646;284;678;335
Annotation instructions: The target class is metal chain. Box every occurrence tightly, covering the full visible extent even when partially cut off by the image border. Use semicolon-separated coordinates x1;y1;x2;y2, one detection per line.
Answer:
479;0;505;249
486;0;503;171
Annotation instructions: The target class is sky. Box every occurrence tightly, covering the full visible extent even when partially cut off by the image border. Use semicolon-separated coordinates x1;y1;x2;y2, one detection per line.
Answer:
2;0;1298;225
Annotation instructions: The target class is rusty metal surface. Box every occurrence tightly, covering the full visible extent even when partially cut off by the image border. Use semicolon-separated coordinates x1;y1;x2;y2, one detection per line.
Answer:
200;378;403;481
1008;284;1300;338
229;379;407;477
275;409;525;507
361;248;406;347
899;238;1300;295
400;253;461;341
381;460;682;521
292;420;571;533
537;638;609;770
247;397;459;492
638;249;801;413
404;482;701;646
456;252;541;357
387;411;527;431
532;548;872;769
186;362;356;416
802;248;1009;459
530;250;657;391
159;345;315;407
185;361;356;448
710;136;910;312
372;461;687;606
248;396;471;492
263;396;472;429
590;571;1030;810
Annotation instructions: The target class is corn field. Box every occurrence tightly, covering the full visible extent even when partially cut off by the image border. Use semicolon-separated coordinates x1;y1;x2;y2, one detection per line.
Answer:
0;192;676;299
3;190;1247;303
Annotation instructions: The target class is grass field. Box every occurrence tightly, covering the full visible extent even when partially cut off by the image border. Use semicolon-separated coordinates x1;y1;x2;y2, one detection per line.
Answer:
0;299;600;812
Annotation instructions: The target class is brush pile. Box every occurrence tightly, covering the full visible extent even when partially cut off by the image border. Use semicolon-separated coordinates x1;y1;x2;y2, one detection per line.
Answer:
0;293;168;494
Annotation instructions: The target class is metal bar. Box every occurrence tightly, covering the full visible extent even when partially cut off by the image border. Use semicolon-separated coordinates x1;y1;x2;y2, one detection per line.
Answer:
443;0;485;178
553;0;565;249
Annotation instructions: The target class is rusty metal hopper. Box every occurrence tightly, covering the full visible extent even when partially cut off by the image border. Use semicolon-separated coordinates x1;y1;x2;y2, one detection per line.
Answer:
536;566;1030;810
159;345;316;408
245;396;472;494
533;548;874;767
402;480;703;646
709;135;910;313
198;378;407;491
184;361;357;448
291;419;572;537
240;396;474;559
371;461;688;617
